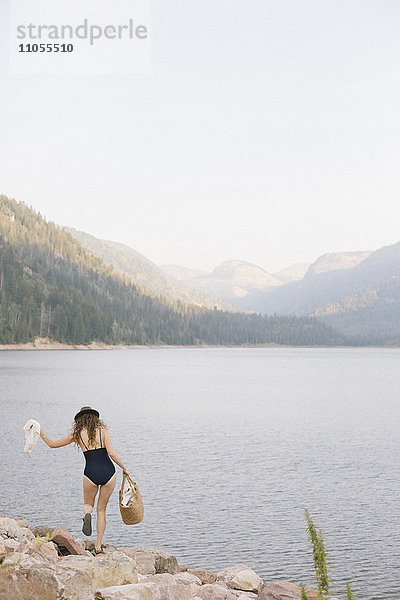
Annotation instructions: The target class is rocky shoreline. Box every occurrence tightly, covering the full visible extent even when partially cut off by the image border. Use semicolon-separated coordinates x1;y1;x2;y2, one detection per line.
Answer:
0;514;326;600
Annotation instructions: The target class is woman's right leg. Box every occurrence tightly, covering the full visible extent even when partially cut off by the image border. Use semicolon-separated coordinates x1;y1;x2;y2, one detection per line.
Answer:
96;473;116;552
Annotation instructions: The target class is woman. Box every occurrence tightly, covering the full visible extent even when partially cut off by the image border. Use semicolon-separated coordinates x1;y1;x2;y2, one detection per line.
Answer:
40;405;129;554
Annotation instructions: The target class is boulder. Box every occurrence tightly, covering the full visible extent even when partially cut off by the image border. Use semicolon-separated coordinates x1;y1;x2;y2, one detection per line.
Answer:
132;548;179;575
120;547;138;560
214;580;230;590
2;534;78;564
58;550;138;589
0;538;6;559
0;565;59;600
31;525;53;537
14;517;29;528
234;593;258;600
178;564;188;571
195;583;238;600
0;516;35;542
50;525;88;556
36;540;59;563
187;569;217;585
257;582;301;600
158;584;195;600
259;583;337;600
0;563;93;600
174;572;202;586
276;583;301;593
2;551;44;568
187;584;203;597
95;581;161;600
55;566;94;600
276;583;326;599
15;538;36;555
2;538;19;552
134;576;194;600
278;584;301;593
216;566;262;593
140;573;177;586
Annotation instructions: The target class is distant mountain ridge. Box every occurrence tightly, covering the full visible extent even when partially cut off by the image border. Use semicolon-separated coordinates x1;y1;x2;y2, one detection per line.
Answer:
161;259;283;302
242;243;399;314
160;251;373;306
304;251;372;279
273;263;310;283
66;228;236;312
160;264;209;281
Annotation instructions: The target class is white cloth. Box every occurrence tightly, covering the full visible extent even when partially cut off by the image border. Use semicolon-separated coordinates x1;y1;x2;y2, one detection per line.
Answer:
23;419;41;453
121;481;135;507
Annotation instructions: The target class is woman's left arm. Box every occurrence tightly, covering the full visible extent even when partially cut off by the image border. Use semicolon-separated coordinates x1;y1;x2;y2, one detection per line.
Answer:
40;430;73;448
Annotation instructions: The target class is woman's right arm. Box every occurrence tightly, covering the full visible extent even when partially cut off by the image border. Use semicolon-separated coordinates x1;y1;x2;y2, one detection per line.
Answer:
40;430;73;448
103;428;129;475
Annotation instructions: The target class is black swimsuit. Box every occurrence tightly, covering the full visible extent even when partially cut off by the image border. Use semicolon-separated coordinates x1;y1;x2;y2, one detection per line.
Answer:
80;428;116;486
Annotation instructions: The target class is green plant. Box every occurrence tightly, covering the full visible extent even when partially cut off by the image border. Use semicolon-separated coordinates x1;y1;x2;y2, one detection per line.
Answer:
300;583;310;600
346;583;357;600
31;529;54;558
304;510;360;600
305;509;332;598
35;530;54;544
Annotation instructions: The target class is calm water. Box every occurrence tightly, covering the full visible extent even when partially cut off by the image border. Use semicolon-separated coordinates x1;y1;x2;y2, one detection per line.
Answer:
0;348;399;600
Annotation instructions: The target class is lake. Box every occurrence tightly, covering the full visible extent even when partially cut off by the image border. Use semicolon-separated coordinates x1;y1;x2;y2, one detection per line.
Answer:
0;347;399;599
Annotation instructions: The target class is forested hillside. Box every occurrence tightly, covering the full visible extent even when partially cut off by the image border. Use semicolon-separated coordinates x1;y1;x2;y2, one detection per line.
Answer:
0;195;349;346
314;278;400;345
66;228;235;311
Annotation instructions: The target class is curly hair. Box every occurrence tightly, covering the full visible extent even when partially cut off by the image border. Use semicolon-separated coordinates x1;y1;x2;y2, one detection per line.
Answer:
71;412;106;447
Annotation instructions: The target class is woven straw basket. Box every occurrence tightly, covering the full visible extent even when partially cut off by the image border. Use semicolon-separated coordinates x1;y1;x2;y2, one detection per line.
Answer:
119;473;144;525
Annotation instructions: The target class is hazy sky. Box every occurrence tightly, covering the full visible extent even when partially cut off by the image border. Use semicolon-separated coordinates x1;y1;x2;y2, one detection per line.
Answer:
1;1;400;273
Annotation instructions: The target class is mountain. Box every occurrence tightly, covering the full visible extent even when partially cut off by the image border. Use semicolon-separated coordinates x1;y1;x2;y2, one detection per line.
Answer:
160;264;209;281
273;263;310;283
0;195;345;347
241;242;400;344
66;229;234;311
178;259;283;302
160;252;371;301
304;251;371;279
313;278;400;344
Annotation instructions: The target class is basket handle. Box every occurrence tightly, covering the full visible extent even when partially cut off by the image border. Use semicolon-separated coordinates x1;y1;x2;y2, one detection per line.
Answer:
120;472;137;494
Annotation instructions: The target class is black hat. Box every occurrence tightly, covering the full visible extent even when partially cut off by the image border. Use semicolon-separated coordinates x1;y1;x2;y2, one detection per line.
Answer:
74;406;100;421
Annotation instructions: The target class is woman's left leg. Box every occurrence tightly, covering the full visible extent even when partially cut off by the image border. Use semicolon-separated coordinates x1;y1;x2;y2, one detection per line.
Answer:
95;473;116;552
83;475;99;515
82;475;99;536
